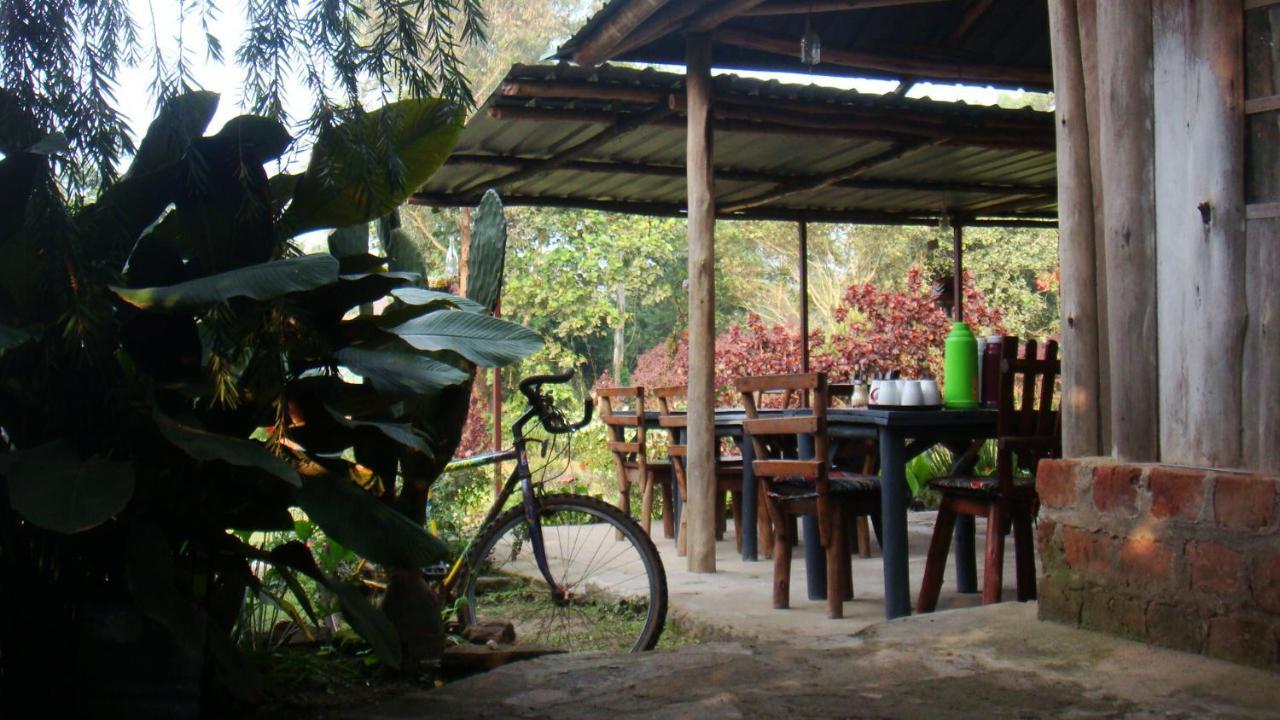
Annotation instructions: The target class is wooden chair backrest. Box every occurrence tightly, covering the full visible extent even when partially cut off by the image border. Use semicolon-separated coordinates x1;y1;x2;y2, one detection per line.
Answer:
651;385;687;458
995;337;1062;487
597;386;648;472
736;373;829;493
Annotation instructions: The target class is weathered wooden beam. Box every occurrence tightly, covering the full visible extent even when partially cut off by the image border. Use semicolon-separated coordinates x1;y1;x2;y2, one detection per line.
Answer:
488;105;1055;151
714;26;1054;89
1153;0;1245;468
685;33;717;574
1048;0;1103;457
720;141;940;213
572;0;674;66
500;80;668;105
1097;0;1158;461
948;0;995;45
688;0;773;31
443;154;1057;197
461;105;671;195
742;0;946;16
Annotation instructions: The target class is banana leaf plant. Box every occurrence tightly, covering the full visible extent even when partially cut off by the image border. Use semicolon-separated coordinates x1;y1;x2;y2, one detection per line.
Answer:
0;90;537;704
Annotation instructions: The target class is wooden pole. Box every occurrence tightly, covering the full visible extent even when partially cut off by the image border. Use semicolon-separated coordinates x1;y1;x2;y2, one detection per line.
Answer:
952;218;964;323
685;33;717;574
799;221;810;376
1097;0;1159;461
1048;0;1103;457
492;301;503;498
1153;0;1244;468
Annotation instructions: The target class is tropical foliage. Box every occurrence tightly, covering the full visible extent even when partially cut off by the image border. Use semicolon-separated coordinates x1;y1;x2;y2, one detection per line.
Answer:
0;91;537;706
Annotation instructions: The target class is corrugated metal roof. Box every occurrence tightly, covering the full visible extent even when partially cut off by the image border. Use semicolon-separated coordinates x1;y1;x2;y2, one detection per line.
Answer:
413;63;1056;226
554;0;1052;93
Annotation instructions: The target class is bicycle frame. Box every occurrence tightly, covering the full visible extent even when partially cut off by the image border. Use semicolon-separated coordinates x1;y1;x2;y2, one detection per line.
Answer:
438;402;565;600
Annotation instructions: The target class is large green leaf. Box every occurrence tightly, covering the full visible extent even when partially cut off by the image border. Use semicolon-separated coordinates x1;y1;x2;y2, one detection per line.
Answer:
386;310;543;367
390;287;484;313
278;99;464;236
0;322;30;353
153;409;300;486
466;190;507;313
112;254;340;311
325;406;433;455
330;582;402;668
126;91;220;179
293;460;450;568
212;115;293;163
335;346;468;397
328;224;369;258
4;441;135;534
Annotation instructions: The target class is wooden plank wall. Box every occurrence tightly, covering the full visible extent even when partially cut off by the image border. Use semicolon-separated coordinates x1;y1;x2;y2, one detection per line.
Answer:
1153;0;1246;468
1052;0;1278;473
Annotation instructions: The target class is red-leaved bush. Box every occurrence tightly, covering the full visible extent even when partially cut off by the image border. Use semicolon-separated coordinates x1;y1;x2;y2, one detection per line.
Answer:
623;268;1005;402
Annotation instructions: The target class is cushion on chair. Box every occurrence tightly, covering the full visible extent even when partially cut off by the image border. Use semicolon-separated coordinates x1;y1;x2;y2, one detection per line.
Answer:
927;475;1035;496
766;472;880;500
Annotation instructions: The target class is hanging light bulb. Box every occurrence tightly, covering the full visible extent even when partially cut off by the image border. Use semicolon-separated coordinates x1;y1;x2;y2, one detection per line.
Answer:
800;10;821;67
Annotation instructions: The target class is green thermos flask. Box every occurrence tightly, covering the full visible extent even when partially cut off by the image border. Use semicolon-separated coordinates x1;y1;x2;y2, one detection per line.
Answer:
943;321;979;408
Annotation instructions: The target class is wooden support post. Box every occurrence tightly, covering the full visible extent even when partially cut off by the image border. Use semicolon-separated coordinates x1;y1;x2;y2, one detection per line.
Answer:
952;219;964;323
1153;0;1245;468
799;221;810;377
1049;0;1103;457
492;302;503;498
1097;0;1159;462
685;33;717;574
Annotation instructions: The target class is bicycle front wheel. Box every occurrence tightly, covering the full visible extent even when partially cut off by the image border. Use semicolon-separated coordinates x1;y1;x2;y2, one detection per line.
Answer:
461;494;668;653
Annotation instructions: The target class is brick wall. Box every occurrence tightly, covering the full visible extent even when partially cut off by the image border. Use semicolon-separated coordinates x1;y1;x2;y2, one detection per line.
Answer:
1036;458;1280;669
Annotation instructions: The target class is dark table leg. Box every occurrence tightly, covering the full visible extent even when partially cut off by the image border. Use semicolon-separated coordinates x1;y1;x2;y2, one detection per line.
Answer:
954;516;977;593
879;428;911;619
738;432;758;561
795;433;827;600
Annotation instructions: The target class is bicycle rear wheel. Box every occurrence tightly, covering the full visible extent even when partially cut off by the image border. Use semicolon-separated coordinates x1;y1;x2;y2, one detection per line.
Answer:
461;494;667;653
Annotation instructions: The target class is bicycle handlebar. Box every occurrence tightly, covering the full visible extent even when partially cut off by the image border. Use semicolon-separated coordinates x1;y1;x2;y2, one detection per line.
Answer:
517;370;593;435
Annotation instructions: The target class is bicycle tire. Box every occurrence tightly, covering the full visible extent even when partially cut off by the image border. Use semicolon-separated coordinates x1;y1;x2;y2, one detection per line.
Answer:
460;494;668;653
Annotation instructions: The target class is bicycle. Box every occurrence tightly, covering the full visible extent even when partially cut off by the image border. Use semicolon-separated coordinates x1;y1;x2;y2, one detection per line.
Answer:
431;369;668;653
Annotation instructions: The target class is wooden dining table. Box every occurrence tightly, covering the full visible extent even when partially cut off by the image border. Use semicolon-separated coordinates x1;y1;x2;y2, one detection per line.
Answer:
647;406;997;620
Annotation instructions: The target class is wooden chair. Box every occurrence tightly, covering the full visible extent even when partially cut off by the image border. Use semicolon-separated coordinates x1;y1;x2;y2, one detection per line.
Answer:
916;337;1061;612
826;385;880;558
652;386;747;556
596;386;676;539
736;373;882;619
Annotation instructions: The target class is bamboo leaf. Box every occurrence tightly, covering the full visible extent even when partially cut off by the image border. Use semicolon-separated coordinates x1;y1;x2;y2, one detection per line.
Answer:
5;441;135;534
153;409;300;486
386;310;542;367
112;254;339;311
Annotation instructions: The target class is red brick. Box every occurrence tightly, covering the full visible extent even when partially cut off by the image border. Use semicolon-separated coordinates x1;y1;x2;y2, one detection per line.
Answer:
1037;459;1078;509
1250;548;1280;614
1093;464;1142;515
1213;475;1277;531
1061;526;1113;574
1206;614;1277;668
1118;534;1174;584
1149;466;1206;521
1189;541;1247;598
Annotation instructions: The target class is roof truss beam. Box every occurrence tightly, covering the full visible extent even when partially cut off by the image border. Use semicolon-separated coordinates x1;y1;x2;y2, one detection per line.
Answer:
713;26;1054;90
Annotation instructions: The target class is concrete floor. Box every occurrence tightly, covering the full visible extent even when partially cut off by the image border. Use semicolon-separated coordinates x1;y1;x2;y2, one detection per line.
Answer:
652;511;1012;646
352;512;1280;719
359;604;1280;719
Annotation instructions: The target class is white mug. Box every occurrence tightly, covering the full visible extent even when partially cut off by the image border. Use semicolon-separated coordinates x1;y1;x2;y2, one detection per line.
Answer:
878;381;900;406
869;379;883;404
900;380;923;406
920;379;942;405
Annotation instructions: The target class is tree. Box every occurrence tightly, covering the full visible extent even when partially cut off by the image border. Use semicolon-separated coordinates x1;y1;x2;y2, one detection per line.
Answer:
0;0;486;190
